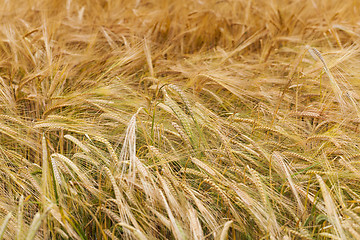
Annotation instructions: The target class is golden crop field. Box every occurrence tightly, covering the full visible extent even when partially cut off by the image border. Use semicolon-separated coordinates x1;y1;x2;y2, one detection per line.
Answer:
0;0;360;239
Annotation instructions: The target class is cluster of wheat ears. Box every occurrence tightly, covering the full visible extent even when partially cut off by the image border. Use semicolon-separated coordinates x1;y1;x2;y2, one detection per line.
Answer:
0;0;360;239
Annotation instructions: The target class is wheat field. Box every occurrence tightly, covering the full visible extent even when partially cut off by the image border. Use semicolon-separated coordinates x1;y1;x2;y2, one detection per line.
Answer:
0;0;360;239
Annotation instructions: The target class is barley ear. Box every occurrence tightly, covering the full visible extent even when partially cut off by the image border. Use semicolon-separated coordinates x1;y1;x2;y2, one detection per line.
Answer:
117;223;148;240
17;195;24;240
0;213;12;240
25;205;53;240
316;175;346;239
219;220;233;240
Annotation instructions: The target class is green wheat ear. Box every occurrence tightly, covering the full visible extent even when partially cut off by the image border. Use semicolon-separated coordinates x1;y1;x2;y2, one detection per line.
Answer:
162;88;195;147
